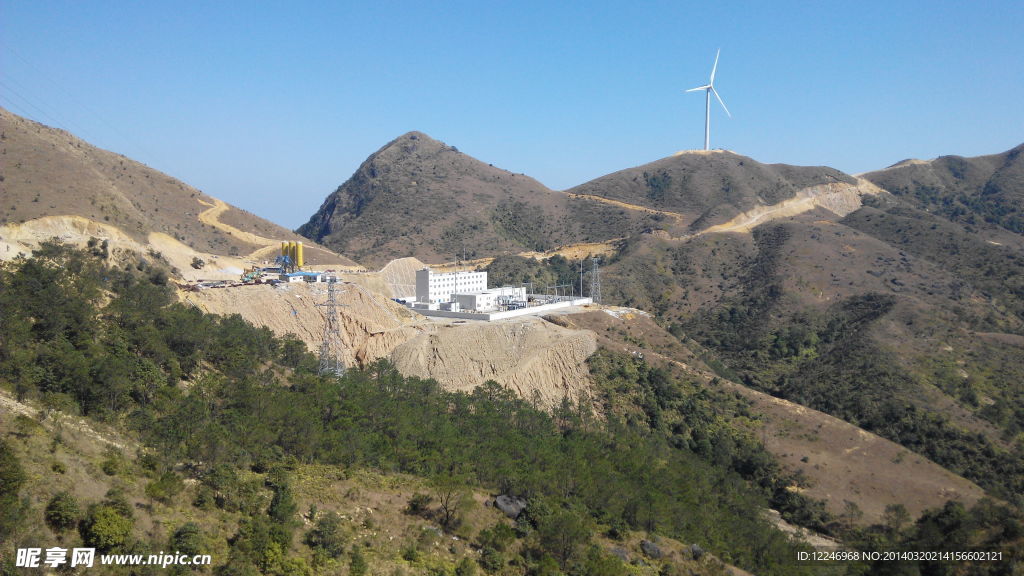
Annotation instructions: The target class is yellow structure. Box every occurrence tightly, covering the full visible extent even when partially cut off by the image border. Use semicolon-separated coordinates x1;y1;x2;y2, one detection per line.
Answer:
296;241;304;268
281;242;288;258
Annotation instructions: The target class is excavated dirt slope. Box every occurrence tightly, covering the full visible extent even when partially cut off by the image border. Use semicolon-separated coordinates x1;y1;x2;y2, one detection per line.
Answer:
699;178;884;234
185;283;597;404
184;282;424;366
378;256;427;298
0;215;272;282
390;318;597;406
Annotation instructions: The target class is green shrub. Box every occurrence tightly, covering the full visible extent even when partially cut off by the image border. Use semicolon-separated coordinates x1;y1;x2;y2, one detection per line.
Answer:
455;557;478;576
304;513;346;558
478;547;503;573
45;491;80;532
0;440;26;538
349;547;368;576
145;471;184;504
477;523;515;552
81;504;133;552
406;492;433;516
171;522;203;556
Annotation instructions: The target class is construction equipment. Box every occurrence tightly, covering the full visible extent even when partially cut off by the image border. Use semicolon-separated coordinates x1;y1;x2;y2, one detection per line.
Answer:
240;266;262;284
274;253;294;273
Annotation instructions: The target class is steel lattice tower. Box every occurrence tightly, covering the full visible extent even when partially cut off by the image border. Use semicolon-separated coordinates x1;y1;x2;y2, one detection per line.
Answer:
590;258;601;305
317;280;347;376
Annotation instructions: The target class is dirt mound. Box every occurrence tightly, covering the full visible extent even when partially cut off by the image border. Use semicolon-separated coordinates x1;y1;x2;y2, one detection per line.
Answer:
0;215;274;284
390;318;597;407
0;215;139;257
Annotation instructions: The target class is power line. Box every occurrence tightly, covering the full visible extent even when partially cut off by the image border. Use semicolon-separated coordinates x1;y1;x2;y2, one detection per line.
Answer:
0;40;160;163
0;78;94;141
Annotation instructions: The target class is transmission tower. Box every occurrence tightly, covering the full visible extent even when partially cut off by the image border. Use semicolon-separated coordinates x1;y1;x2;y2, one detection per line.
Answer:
317;280;347;376
590;258;602;305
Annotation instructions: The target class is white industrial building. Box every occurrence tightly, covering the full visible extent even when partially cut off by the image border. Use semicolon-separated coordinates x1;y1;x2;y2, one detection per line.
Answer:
415;268;487;304
410;267;591;320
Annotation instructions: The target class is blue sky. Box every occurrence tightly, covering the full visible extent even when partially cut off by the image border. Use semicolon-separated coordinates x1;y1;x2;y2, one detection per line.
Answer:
2;1;1022;228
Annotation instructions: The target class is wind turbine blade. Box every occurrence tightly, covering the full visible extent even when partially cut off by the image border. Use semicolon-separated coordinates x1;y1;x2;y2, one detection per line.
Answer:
709;48;721;84
712;87;731;117
685;85;710;93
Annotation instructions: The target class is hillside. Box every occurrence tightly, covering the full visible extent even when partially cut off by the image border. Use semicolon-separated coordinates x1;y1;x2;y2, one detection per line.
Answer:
0;107;354;270
863;143;1024;235
554;309;987;524
0;248;823;576
5;109;1024;573
601;201;1024;499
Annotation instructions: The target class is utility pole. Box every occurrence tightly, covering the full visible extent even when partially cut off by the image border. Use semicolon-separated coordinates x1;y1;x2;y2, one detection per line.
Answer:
590;258;601;305
317;280;347;376
579;259;584;300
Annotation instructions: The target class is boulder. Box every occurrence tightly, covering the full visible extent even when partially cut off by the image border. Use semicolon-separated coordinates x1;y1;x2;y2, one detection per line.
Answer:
640;539;662;559
493;495;527;519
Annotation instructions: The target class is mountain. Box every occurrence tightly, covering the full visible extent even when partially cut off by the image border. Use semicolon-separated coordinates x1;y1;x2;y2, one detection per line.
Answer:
863;143;1024;235
0;107;353;270
297;131;665;267
298;136;872;267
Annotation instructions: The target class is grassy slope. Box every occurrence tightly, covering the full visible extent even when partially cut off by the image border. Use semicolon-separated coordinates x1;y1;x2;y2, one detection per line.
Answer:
552;310;986;525
566;151;855;232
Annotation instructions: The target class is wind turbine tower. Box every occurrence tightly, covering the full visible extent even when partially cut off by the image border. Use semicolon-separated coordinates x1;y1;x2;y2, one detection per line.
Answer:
685;49;731;151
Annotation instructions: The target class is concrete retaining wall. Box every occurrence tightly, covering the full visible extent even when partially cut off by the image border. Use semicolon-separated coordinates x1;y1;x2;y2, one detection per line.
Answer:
411;298;593;321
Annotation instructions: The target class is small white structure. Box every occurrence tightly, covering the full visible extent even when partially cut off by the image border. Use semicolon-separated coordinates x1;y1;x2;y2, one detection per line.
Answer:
453;286;527;312
279;271;323;283
415;268;487;304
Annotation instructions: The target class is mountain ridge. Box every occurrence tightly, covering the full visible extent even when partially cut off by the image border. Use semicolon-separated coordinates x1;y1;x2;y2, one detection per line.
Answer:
298;131;885;266
863;143;1024;235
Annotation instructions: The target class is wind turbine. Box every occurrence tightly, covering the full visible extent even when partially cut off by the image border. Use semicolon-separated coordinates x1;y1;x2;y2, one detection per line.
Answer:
685;49;731;151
